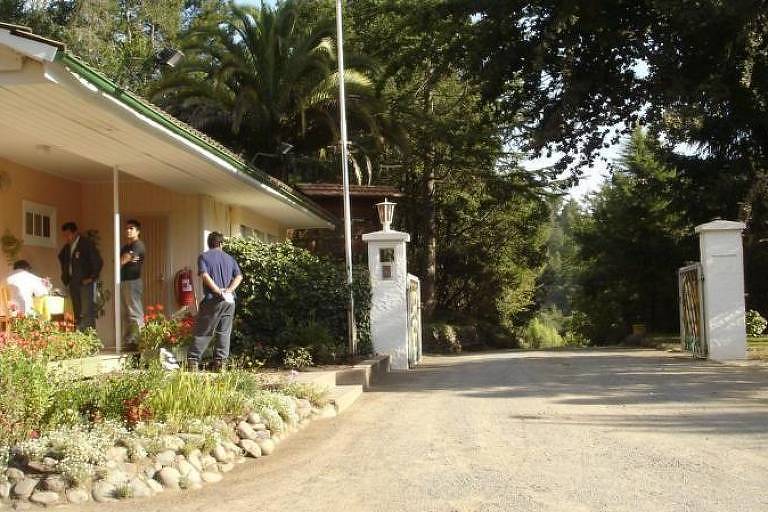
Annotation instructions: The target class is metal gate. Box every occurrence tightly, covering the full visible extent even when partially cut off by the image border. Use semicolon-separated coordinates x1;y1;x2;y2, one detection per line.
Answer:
407;274;422;367
678;263;707;358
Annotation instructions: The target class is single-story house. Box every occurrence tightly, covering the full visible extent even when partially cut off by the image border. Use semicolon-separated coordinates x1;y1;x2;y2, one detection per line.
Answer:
0;23;336;351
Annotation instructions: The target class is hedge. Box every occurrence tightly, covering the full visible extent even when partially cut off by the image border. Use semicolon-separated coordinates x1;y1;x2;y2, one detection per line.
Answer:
224;237;371;362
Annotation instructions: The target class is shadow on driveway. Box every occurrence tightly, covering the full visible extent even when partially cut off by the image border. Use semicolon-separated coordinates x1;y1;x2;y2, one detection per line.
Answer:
373;349;768;438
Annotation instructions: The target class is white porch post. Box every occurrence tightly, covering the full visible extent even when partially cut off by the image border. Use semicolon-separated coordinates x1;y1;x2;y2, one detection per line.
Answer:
113;166;122;354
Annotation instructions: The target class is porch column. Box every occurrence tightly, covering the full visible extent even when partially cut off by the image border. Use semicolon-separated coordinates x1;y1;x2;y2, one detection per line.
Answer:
113;166;122;353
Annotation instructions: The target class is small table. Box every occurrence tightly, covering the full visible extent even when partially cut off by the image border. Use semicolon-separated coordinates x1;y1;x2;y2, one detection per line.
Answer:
32;295;67;321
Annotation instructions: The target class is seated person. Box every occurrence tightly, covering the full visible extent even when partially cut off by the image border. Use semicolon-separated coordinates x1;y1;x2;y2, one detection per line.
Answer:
6;260;48;316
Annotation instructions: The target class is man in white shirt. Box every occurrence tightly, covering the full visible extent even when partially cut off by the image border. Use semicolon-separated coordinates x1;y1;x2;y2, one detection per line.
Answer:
6;260;48;316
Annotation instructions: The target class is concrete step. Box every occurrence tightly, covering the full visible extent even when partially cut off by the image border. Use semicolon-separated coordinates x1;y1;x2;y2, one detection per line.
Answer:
329;384;363;414
293;370;337;389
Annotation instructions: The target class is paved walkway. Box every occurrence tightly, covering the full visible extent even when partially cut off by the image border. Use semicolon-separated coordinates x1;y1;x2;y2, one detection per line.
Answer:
77;349;768;512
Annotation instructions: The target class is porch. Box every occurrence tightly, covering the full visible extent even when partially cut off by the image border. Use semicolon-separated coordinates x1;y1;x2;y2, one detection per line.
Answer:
0;24;335;351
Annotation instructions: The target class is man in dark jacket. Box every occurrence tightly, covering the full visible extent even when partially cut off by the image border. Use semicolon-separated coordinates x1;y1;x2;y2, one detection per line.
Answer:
58;222;103;330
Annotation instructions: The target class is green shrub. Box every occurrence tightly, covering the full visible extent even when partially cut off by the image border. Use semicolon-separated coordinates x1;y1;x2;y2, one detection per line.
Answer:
477;321;519;348
0;348;54;445
520;318;565;349
281;347;313;369
424;323;462;353
16;421;126;485
248;390;299;427
224;237;371;359
147;372;251;424
746;310;767;336
280;382;330;407
276;320;343;364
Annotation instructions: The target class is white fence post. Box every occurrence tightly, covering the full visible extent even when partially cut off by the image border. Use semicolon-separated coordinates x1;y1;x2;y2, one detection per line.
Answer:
695;220;747;361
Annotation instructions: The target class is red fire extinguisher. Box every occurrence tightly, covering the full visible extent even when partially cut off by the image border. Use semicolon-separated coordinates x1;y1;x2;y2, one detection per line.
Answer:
174;268;195;307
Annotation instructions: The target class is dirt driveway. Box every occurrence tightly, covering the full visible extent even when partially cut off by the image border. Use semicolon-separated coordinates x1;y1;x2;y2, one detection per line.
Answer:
74;349;768;512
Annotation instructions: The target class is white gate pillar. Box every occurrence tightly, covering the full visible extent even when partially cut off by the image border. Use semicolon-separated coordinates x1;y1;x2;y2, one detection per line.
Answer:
695;220;747;361
362;199;411;370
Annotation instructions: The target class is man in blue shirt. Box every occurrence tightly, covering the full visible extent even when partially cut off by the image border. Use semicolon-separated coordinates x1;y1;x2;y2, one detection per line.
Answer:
187;231;242;371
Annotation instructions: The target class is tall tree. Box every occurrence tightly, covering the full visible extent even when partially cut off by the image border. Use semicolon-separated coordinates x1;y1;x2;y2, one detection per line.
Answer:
573;129;695;342
151;1;391;179
443;1;768;180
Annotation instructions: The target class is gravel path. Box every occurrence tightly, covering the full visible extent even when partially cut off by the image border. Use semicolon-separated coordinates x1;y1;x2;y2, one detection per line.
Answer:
74;349;768;512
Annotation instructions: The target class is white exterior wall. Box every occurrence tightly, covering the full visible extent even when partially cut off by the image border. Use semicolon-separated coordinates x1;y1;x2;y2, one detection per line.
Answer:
363;230;410;370
695;220;747;361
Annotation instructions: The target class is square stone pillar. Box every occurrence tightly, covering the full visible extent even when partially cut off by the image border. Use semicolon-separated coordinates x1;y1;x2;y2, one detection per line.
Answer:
362;230;410;370
694;220;747;361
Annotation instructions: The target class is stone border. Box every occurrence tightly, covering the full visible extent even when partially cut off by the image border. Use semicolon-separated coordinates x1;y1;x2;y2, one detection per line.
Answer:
0;398;335;508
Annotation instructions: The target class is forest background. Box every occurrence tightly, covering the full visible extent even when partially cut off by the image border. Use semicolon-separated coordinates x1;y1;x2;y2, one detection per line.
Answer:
3;0;767;348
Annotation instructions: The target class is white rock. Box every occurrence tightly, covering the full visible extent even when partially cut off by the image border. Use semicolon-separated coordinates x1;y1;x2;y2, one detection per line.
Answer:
255;438;276;456
145;479;163;494
218;462;234;473
200;455;217;470
65;488;90;504
237;421;257;440
156;467;180;489
246;412;262;424
222;440;241;454
5;468;24;483
0;481;11;499
123;462;139;476
184;468;202;485
128;477;153;498
154;450;176;467
201;472;222;483
42;475;66;493
105;469;130;485
106;446;128;463
188;452;204;472
176;460;195;477
92;481;117;503
212;444;230;463
160;435;185;452
30;490;60;505
12;478;38;499
239;439;262;458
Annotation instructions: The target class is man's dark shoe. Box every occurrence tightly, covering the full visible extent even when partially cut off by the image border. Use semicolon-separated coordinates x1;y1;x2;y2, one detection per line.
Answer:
186;359;200;372
210;359;226;373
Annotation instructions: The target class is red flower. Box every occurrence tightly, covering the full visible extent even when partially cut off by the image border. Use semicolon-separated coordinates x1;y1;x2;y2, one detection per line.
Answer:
156;304;164;311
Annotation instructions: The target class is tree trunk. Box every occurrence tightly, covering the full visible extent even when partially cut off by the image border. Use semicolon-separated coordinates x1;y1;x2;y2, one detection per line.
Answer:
423;167;437;319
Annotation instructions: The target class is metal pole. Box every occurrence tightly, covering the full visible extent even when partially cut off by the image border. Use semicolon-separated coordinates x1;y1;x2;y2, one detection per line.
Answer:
336;0;357;355
113;166;122;354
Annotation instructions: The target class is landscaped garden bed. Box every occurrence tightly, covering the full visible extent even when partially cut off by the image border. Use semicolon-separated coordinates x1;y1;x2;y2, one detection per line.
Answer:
0;238;371;507
0;316;330;507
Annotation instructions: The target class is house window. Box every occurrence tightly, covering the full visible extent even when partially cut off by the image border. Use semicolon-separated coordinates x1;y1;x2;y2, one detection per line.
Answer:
240;224;266;241
22;200;56;248
240;224;254;238
380;247;395;280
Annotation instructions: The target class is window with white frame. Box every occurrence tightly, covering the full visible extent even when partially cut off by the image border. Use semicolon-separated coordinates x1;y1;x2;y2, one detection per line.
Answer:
22;200;56;248
240;224;266;241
